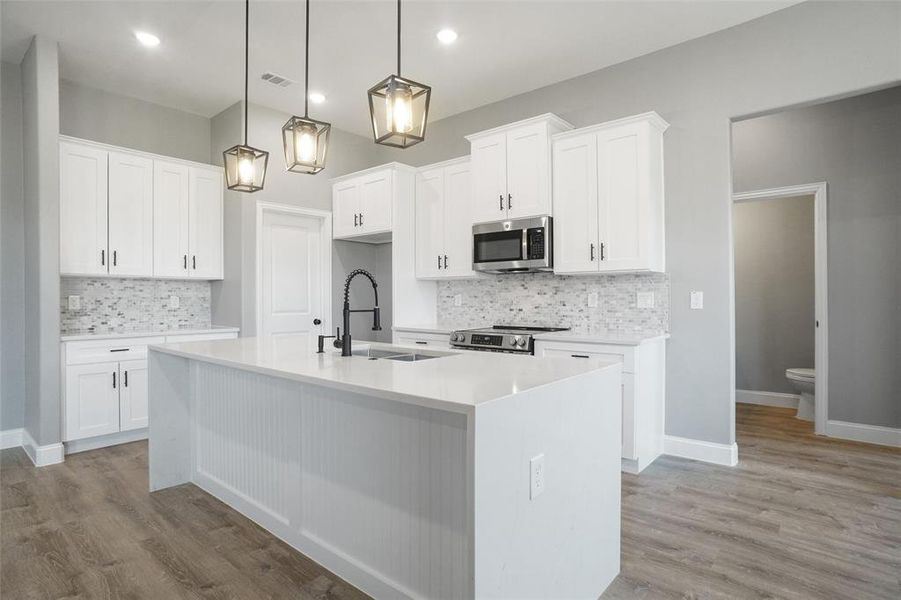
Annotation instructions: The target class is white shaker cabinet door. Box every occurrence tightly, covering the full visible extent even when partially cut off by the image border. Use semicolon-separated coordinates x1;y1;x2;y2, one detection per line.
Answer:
441;161;475;277
60;142;108;275
415;167;445;278
332;180;361;238
189;167;224;279
108;151;154;277
553;132;599;274
597;122;647;272
505;123;550;220
470;132;507;224
359;170;392;234
64;362;120;441
153;160;192;277
119;359;149;431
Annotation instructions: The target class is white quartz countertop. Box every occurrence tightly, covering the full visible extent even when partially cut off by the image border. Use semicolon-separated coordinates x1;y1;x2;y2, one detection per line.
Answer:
393;324;668;346
149;335;619;412
61;327;240;342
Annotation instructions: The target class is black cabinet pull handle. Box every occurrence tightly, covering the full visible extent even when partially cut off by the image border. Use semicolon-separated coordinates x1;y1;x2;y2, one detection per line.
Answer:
101;249;105;266
590;243;595;261
354;214;358;227
192;256;196;269
113;250;117;266
112;372;117;388
571;354;590;359
443;255;448;269
183;255;188;269
437;255;441;269
600;243;605;261
507;193;512;210
499;194;504;211
124;371;128;387
359;212;363;226
415;341;428;345
109;348;128;353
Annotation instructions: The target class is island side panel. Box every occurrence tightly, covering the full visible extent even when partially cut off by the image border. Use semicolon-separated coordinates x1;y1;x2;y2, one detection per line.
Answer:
148;350;194;491
188;361;473;600
472;365;622;600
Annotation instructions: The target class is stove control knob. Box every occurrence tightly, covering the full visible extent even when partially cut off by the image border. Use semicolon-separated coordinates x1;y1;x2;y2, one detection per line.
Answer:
511;336;524;347
516;337;528;348
452;333;464;342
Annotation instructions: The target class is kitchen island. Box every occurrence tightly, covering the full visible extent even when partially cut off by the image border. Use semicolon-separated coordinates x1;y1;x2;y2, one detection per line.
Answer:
148;336;622;600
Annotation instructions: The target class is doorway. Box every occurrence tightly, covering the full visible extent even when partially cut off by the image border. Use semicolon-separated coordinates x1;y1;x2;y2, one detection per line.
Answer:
732;183;828;434
256;203;332;350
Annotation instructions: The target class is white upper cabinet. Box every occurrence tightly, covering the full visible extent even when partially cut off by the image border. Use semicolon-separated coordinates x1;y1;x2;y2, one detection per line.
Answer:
60;137;224;280
466;114;572;224
152;160;191;277
108;151;154;277
552;112;668;274
188;167;224;279
60;141;108;275
332;164;408;243
414;158;476;279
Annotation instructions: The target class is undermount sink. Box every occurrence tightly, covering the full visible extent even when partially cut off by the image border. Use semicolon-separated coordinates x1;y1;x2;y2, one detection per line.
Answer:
351;346;445;362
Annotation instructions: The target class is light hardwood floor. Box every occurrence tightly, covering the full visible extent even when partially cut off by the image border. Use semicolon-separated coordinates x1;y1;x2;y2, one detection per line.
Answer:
1;404;898;599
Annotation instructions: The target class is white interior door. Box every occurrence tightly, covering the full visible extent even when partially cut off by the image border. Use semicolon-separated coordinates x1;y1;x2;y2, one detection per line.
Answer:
259;209;326;350
189;167;224;279
415;167;445;278
64;362;120;441
59;141;108;275
153;160;191;277
108;151;154;276
553;132;599;274
442;161;475;277
119;359;148;431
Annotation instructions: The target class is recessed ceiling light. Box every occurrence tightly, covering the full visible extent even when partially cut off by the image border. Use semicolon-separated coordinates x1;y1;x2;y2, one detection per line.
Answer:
135;31;160;48
436;28;458;44
309;92;326;104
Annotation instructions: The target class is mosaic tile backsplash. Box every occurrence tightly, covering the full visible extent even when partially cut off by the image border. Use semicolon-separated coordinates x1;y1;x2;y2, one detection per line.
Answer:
437;272;669;334
60;277;211;334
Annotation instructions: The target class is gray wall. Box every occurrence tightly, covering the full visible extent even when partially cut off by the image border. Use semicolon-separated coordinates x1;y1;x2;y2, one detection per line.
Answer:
733;86;901;428
734;196;815;394
369;0;900;444
59;80;211;163
21;36;61;446
210;102;393;342
1;61;25;430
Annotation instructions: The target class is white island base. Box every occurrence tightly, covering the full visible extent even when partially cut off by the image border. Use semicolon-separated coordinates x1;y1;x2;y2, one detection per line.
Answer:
149;338;622;599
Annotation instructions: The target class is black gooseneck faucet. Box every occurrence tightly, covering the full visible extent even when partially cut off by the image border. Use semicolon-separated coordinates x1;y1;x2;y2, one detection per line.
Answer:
335;268;381;356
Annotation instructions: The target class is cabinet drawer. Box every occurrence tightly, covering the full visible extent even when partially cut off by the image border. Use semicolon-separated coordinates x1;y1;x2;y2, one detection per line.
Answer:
535;341;635;373
394;332;451;348
165;332;237;344
65;336;165;365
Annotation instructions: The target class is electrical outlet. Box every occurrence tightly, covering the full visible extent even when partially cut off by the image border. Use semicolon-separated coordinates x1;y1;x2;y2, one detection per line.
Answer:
454;294;463;307
67;295;81;311
169;295;180;309
637;291;655;309
530;453;545;500
690;290;704;310
587;292;599;308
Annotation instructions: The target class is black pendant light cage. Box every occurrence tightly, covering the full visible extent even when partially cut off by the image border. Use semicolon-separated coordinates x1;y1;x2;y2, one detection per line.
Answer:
283;0;332;174
224;0;269;192
368;0;431;148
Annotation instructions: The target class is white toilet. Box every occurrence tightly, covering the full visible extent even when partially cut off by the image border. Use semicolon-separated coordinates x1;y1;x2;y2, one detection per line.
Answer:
786;368;816;421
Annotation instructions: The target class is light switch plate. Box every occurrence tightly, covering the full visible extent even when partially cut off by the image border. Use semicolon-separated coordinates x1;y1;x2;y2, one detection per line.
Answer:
454;294;463;307
530;453;545;500
587;292;599;308
637;291;655;309
67;295;81;311
169;295;180;309
690;290;704;310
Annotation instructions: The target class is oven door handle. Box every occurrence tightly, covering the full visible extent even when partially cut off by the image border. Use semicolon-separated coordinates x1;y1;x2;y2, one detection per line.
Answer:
522;228;529;262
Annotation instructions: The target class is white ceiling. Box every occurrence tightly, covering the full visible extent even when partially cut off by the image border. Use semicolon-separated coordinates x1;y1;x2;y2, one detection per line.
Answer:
1;0;800;136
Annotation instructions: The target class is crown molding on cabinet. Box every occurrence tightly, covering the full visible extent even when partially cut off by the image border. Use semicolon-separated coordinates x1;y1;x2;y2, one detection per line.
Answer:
58;135;224;172
552;110;669;142
328;161;417;184
464;112;574;141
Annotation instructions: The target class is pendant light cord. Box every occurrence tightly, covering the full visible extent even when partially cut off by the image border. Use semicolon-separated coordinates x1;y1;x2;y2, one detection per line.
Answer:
244;0;250;145
304;0;310;116
396;0;401;76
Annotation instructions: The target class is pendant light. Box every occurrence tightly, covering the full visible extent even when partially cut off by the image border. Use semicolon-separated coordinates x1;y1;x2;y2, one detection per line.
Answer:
282;0;331;174
367;0;431;148
223;0;269;192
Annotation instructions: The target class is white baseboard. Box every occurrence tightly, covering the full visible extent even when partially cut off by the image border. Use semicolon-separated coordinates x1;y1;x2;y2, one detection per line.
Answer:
22;428;65;467
64;428;148;455
826;420;901;448
1;428;24;450
664;435;738;467
736;389;799;409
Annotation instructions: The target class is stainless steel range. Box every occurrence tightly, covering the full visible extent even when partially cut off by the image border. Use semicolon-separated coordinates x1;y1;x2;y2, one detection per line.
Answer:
449;325;570;354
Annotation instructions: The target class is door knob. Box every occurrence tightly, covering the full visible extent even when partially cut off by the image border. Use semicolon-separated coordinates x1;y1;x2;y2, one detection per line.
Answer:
313;318;322;325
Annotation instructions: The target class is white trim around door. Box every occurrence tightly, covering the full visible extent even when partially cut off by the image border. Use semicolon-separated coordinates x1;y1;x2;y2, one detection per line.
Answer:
732;182;828;436
255;202;332;344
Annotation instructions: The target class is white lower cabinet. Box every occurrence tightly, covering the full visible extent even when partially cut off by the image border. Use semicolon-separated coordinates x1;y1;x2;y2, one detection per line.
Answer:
62;330;238;446
393;331;452;348
534;336;665;473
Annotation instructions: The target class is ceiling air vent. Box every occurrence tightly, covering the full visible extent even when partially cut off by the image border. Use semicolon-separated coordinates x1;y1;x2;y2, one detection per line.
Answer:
260;72;295;88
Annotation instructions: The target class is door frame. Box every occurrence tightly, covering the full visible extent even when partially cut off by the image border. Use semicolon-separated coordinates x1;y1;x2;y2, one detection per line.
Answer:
255;202;333;339
732;182;828;435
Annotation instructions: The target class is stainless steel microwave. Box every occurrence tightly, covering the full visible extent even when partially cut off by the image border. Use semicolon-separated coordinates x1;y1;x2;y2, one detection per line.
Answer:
472;216;553;273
